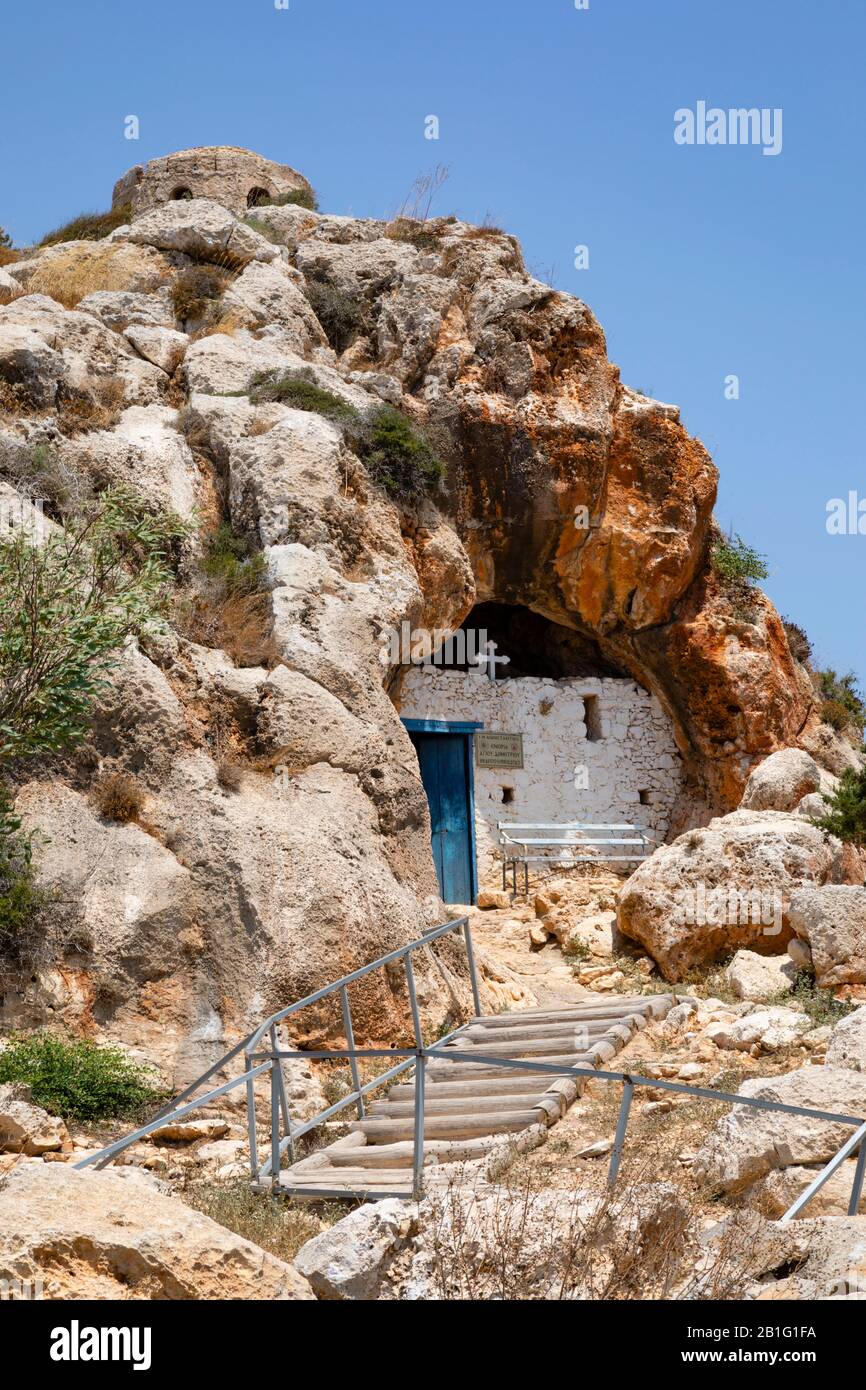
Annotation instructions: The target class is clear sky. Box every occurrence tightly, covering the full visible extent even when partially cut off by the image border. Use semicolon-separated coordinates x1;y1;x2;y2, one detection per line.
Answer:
1;0;863;688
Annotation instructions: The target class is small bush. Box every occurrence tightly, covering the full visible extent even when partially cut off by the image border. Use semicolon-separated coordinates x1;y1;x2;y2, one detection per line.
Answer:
249;372;359;421
38;204;132;248
216;758;243;792
57;376;126;435
0;227;13;249
248;187;318;212
385;217;445;252
184;1178;323;1262
170;266;226;324
242;216;280;244
0;784;48;969
0;1034;164;1121
782;618;813;666
0;439;90;519
817;669;866;733
304;274;370;354
175;523;275;668
92;771;146;823
352;406;444;502
814;763;866;846
200;524;268;597
712;532;769;589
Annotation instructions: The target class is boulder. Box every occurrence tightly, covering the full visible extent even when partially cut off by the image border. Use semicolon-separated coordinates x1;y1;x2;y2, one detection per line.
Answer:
740;748;822;812
0;321;64;407
123;324;188;374
788;886;866;987
693;1066;866;1194
147;1118;229;1144
825;1007;866;1072
293;1198;417;1299
77;287;176;331
221;260;327;352
61;404;200;519
703;1005;811;1053
126;198;280;266
0;1085;70;1155
0;1163;313;1299
724;949;797;1002
753;1162;866;1218
618;810;847;980
181;331;301;396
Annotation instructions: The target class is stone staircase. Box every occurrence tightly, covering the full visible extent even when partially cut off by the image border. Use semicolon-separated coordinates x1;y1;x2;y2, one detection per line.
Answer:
277;993;677;1199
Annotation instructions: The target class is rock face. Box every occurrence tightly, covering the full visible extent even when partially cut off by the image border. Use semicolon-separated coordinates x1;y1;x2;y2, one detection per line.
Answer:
0;1085;70;1155
1;151;858;1064
724;949;797;1002
617;810;848;979
112;145;313;218
788;886;866;987
825;1006;866;1071
293;1199;417;1300
740;748;822;813
693;1067;866;1195
0;1164;313;1299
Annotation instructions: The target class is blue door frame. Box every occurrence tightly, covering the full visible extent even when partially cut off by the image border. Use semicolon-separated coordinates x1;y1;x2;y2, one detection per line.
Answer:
403;719;482;906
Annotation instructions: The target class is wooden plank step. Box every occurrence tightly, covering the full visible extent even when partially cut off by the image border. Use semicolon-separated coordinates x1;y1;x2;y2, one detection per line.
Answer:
426;1051;595;1082
461;1017;635;1045
350;1109;548;1143
463;997;671;1028
328;1137;503;1169
387;1074;569;1101
433;1029;628;1060
367;1092;556;1120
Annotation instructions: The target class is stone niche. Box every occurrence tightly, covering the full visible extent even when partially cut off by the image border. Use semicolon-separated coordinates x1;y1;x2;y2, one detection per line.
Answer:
399;665;685;889
111;145;313;219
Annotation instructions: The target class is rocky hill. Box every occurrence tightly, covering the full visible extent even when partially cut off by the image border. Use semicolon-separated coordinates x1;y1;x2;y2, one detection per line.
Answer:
0;150;862;1081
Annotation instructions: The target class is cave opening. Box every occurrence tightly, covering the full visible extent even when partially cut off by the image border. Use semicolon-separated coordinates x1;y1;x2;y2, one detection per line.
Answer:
398;601;685;902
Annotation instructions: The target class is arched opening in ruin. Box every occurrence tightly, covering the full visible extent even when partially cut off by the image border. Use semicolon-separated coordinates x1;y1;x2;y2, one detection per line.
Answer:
247;187;272;208
397;602;684;902
170;186;194;201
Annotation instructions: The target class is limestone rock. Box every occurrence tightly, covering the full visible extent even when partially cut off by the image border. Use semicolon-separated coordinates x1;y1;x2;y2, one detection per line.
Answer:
123;324;189;374
293;1199;417;1299
825;1007;866;1072
740;748;822;812
725;949;797;1002
126;198;280;266
618;810;847;980
693;1066;866;1194
0;1163;313;1299
221;260;327;351
61;404;200;518
788;886;866;987
704;1006;811;1053
0;1086;70;1155
0;321;64;407
753;1162;866;1218
77;287;176;331
477;890;510;910
147;1118;229;1144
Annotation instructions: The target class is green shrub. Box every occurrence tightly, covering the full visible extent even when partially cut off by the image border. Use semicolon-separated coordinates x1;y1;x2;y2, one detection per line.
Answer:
248;187;318;212
772;971;855;1027
0;487;188;761
38;204;132;247
0;1034;164;1121
0;783;47;967
170;266;226;323
782;618;813;667
814;763;866;846
200;523;268;597
818;669;866;733
242;216;280;244
249;372;359;421
712;533;769;589
0;227;12;249
304;274;370;354
352;406;444;502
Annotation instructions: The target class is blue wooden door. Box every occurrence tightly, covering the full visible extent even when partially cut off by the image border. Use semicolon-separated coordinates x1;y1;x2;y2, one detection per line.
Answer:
411;733;475;905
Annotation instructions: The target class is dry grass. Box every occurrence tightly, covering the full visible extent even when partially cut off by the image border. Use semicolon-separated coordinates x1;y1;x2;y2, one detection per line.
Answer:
182;1178;326;1264
191;311;243;340
92;771;146;823
246;414;277;438
463;223;507;241
23;243;148;309
0;245;19;267
174;589;278;668
57;377;126;434
216;758;244;792
416;1161;752;1301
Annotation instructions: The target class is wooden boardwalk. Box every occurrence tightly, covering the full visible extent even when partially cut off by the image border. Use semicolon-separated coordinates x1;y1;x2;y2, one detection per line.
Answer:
278;993;677;1200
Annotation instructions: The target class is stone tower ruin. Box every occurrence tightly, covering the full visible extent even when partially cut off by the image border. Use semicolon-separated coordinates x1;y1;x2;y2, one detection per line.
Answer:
111;145;312;219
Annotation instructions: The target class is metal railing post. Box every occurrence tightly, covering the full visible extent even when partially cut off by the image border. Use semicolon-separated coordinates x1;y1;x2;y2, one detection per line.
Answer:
340;984;365;1119
245;1055;260;1181
849;1133;866;1216
462;919;483;1018
269;1024;294;1164
607;1079;634;1188
413;1050;426;1200
404;952;423;1045
270;1049;281;1190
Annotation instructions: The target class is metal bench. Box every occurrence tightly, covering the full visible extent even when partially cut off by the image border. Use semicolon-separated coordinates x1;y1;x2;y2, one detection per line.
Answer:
497;821;654;893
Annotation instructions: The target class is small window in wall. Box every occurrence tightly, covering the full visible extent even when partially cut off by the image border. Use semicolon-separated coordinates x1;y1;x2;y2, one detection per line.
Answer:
247;187;272;208
584;695;603;742
171;186;194;201
501;787;514;805
639;789;651;806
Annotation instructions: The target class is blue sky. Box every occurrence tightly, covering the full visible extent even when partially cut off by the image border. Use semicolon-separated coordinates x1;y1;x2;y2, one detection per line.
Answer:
1;0;863;687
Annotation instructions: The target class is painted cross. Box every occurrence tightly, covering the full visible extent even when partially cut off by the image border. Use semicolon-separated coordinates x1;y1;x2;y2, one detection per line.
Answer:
471;639;510;684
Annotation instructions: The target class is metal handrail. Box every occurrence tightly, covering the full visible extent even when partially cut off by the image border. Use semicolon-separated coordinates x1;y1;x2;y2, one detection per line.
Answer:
73;916;866;1223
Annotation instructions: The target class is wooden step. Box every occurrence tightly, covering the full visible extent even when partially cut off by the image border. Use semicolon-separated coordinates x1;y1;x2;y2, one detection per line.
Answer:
426;1051;595;1082
433;1029;626;1060
328;1136;503;1169
387;1074;568;1102
459;1017;631;1046
350;1108;550;1143
463;997;670;1028
368;1092;557;1120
